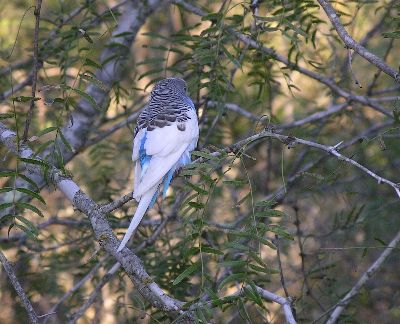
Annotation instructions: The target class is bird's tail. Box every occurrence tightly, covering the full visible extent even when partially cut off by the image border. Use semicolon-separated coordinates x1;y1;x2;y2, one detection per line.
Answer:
116;186;158;252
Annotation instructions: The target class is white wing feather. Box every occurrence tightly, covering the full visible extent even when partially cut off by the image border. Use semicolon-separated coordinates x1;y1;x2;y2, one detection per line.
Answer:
117;109;198;251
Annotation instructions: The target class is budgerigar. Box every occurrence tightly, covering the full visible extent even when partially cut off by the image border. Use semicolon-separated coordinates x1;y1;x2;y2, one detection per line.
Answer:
117;78;199;252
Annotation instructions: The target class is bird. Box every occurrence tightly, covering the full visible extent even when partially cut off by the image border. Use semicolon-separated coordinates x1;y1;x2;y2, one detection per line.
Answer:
116;78;199;252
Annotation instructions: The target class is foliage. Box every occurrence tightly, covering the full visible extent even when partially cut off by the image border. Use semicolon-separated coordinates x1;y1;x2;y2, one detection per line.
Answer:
1;0;400;323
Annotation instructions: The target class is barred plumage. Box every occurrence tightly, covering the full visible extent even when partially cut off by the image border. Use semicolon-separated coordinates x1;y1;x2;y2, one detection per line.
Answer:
117;77;199;252
134;78;194;134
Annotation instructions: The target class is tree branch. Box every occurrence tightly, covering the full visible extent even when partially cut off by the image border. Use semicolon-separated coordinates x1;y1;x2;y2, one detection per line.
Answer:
0;250;39;324
326;229;400;323
316;0;399;82
0;122;190;321
174;0;393;118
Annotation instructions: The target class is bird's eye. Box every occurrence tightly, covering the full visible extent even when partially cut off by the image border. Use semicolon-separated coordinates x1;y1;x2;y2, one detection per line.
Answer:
183;86;187;92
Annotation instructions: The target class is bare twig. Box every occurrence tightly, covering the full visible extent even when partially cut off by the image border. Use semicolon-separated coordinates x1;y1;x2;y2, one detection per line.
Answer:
326;229;400;323
256;286;296;324
316;0;399;82
22;0;43;142
366;38;395;95
222;129;400;199
275;235;290;298
0;250;39;324
279;103;348;130
86;108;143;148
42;260;105;324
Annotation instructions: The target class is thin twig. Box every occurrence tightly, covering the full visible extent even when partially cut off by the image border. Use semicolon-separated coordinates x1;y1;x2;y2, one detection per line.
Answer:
275;235;290;298
326;229;400;323
22;0;43;142
42;260;105;324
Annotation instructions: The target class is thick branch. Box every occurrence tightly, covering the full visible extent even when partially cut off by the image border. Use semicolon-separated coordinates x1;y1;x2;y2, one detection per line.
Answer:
0;122;189;321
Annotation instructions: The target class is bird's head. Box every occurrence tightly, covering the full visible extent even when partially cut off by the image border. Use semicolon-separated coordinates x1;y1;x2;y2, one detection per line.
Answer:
151;77;188;97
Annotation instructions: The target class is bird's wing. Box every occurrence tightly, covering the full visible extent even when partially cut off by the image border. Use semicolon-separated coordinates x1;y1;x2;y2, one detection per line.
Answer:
133;108;198;200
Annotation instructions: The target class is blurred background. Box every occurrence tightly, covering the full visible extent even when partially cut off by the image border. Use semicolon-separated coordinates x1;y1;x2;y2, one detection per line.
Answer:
0;0;399;323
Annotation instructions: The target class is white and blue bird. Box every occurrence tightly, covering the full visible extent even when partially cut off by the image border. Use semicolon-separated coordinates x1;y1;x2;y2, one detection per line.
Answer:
117;78;199;252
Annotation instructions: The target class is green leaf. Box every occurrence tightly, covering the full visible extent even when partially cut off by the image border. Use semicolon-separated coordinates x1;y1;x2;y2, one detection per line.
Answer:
218;260;247;268
59;130;74;153
188;201;205;210
186;182;208;195
254;209;285;218
201;12;223;22
382;31;400;39
0;202;13;210
20;157;49;168
16;202;44;217
0;187;14;194
173;262;201;285
199;171;216;184
219;273;246;289
0;171;15;177
12;96;41;102
15;188;46;204
201;246;224;255
84;58;102;69
255;199;276;207
15;215;38;235
246;281;264;307
18;174;39;191
14;224;37;239
224;241;249;251
37;126;58;137
79;72;108;91
0;113;15;120
393;107;400;124
374;237;387;246
62;85;99;110
221;45;241;68
191;151;219;161
237;298;251;322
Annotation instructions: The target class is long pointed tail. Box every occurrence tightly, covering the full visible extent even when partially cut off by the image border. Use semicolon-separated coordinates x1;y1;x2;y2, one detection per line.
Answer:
116;186;158;252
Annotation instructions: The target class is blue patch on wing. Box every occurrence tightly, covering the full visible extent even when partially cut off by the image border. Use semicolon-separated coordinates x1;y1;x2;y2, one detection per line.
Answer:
162;168;175;198
139;140;194;210
161;148;193;198
148;185;160;210
139;132;152;174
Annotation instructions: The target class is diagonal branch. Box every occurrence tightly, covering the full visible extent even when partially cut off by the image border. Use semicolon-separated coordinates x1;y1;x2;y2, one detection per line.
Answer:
326;229;400;323
316;0;399;82
0;122;190;321
0;250;39;324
